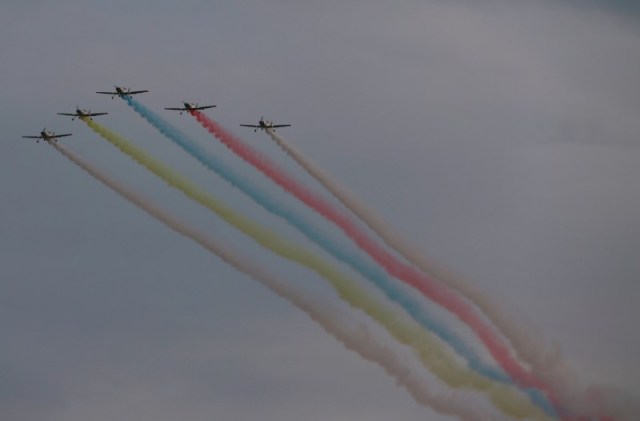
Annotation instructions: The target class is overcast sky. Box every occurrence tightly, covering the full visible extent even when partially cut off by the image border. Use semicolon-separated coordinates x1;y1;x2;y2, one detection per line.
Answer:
1;1;638;420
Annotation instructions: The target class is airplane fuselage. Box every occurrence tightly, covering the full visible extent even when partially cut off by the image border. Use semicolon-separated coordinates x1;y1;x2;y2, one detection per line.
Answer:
39;131;56;142
76;109;89;116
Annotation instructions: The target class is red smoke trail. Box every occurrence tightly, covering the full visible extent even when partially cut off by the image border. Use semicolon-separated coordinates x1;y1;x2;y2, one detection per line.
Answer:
189;110;574;417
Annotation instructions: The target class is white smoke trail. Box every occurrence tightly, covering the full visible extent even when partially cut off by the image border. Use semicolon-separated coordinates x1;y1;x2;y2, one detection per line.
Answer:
265;130;619;418
51;142;495;421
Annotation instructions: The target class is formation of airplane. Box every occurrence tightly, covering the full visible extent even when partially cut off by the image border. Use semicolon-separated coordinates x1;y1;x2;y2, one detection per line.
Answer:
23;87;292;144
164;102;217;115
240;117;291;132
96;86;149;99
22;129;72;143
57;107;108;121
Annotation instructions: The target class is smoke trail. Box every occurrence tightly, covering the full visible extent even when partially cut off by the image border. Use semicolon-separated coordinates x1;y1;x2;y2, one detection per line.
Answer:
120;98;555;412
189;111;560;404
264;132;624;421
80;118;554;421
265;130;592;413
49;142;489;421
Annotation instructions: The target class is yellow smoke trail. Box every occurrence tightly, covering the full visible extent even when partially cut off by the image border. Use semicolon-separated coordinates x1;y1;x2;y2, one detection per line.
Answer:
51;142;493;421
82;118;554;421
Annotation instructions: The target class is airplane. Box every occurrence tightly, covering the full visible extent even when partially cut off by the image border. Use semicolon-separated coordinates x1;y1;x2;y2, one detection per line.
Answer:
21;129;72;143
57;107;108;121
96;86;149;99
164;102;217;115
239;117;291;132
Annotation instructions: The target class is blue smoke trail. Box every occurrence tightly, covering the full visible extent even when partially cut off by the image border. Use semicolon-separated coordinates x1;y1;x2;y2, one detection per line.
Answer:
123;97;556;417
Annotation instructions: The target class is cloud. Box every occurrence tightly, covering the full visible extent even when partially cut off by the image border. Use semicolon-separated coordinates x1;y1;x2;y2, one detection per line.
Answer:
1;0;638;419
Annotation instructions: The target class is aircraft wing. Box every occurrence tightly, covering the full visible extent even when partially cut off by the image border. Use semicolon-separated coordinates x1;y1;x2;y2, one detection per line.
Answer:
239;124;261;128
96;91;117;95
21;135;42;139
53;133;72;138
128;90;148;95
164;107;186;111
270;124;291;128
195;105;216;110
86;112;108;117
57;113;77;116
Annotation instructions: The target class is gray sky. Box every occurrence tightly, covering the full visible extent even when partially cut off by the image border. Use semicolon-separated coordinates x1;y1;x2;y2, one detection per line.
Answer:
1;1;638;420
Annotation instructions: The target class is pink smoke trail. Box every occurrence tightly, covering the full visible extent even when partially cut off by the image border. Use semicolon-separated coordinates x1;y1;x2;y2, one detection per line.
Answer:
190;110;568;415
50;141;492;421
